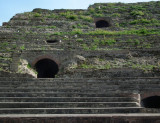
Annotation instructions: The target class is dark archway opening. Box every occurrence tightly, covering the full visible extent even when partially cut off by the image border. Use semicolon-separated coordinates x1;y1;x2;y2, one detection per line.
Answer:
46;39;59;43
141;96;160;108
96;20;110;28
35;59;59;78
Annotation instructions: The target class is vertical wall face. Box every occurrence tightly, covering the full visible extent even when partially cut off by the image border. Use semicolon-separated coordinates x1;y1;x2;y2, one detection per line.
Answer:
35;59;59;78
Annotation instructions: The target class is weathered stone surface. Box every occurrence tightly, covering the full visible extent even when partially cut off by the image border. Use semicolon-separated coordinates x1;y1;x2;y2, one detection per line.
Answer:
0;1;160;122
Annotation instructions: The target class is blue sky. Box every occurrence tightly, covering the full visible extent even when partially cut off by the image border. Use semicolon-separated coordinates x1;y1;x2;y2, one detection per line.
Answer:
0;0;159;26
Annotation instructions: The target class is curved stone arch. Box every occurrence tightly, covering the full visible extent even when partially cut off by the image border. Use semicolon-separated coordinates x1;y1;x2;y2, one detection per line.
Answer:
141;92;160;100
95;20;110;28
94;17;112;28
31;55;60;67
31;55;60;78
140;92;160;108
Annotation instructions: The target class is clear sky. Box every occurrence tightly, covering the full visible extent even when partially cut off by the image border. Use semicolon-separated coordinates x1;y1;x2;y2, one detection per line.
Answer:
0;0;159;26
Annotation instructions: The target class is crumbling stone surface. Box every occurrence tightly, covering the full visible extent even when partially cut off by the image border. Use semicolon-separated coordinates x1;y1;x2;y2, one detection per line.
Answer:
0;1;160;121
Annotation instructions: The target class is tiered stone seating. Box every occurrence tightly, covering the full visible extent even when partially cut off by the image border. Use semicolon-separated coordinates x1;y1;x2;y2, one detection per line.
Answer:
0;1;160;122
0;77;159;114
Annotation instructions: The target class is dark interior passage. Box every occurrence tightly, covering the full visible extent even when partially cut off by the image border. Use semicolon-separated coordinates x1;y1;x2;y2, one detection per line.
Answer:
47;39;59;43
96;20;110;28
35;59;59;78
141;96;160;108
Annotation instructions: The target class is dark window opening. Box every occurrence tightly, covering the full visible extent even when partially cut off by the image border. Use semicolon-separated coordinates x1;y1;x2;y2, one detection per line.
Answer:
46;39;59;43
35;59;59;78
96;20;110;28
141;96;160;108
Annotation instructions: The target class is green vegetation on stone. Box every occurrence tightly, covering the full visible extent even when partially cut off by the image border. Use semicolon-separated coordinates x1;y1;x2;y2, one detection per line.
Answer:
27;64;32;69
130;19;160;25
34;13;42;17
20;45;25;50
70;29;83;35
60;11;78;20
66;14;78;20
76;58;160;72
79;16;93;22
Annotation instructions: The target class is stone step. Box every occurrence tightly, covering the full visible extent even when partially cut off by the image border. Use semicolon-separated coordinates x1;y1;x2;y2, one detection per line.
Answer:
0;92;137;97
0;102;138;108
1;80;160;86
0;77;160;82
0;85;159;89
0;86;121;90
24;43;160;50
0;97;137;102
0;77;160;80
0;85;127;90
0;84;160;89
0;88;123;93
0;107;150;114
0;78;160;84
0;88;157;93
0;78;160;83
0;114;160;123
0;86;159;94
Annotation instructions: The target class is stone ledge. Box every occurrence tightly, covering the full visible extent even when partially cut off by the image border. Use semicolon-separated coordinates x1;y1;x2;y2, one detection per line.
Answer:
1;113;160;117
0;114;160;123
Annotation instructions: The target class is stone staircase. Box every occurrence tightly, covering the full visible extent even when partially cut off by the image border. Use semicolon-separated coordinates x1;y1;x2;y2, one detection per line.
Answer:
0;77;160;116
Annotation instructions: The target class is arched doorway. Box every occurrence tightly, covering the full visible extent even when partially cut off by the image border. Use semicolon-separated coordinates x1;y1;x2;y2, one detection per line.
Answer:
34;59;59;78
141;96;160;108
96;20;110;28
